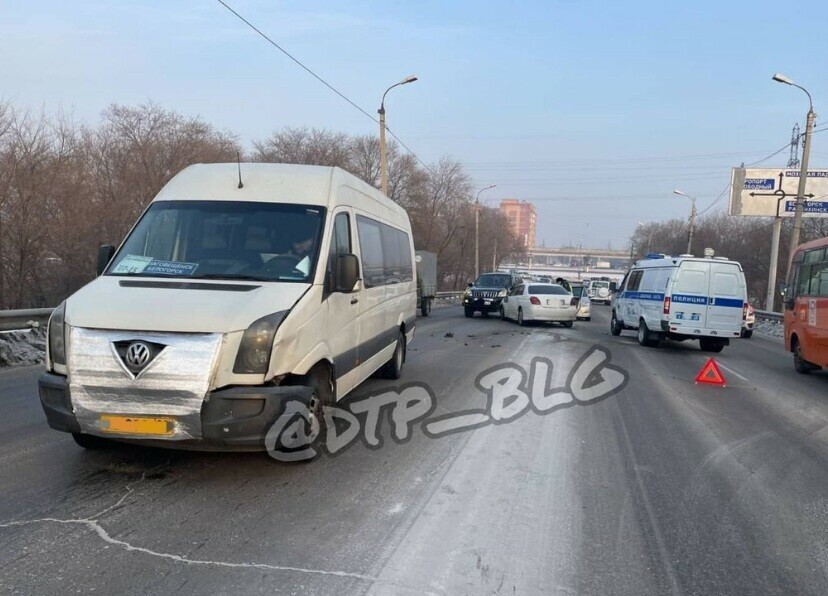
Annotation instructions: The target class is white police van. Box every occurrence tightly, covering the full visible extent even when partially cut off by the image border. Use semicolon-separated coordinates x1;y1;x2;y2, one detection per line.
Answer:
610;252;747;352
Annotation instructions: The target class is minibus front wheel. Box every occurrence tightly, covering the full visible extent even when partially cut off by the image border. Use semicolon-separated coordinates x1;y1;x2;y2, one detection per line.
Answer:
792;337;818;374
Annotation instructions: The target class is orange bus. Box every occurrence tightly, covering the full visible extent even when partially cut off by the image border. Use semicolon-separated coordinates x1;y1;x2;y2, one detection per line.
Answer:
784;237;828;373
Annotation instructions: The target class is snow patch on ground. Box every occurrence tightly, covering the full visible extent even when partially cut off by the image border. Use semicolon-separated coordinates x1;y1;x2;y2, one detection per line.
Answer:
0;327;47;367
754;318;784;339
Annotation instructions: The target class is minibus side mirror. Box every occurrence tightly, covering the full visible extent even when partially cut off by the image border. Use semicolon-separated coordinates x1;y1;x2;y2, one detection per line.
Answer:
97;244;116;276
335;254;360;292
609;281;618;293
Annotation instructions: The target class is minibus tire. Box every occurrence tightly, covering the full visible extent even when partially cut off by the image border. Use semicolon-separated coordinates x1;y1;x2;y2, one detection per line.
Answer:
610;312;623;336
500;306;506;320
72;433;112;450
421;299;431;317
562;321;574;328
378;331;405;380
517;308;526;326
793;338;816;374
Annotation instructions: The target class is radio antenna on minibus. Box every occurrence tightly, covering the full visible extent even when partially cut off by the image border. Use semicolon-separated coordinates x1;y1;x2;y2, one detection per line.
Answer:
236;152;244;189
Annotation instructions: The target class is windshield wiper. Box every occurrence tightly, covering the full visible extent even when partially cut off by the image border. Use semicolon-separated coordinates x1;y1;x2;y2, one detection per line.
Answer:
190;274;273;282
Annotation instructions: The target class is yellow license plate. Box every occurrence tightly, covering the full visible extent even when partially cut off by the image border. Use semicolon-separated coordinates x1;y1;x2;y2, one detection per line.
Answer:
100;415;174;436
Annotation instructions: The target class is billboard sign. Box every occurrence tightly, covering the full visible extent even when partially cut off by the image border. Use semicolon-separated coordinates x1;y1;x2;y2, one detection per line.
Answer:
729;168;828;218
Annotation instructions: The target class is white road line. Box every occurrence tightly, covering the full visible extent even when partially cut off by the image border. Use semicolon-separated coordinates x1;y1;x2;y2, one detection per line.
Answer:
715;362;749;382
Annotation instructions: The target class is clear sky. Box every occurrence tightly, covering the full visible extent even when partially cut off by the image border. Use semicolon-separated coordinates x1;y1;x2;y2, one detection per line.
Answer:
2;0;827;249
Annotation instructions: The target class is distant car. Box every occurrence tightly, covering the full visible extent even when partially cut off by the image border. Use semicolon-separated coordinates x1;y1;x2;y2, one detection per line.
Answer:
463;271;522;318
589;280;611;304
570;283;591;321
499;283;577;327
742;302;755;338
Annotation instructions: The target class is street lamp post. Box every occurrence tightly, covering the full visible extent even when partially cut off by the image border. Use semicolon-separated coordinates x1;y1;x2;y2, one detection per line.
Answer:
673;190;697;255
772;73;816;282
475;185;497;279
378;74;418;197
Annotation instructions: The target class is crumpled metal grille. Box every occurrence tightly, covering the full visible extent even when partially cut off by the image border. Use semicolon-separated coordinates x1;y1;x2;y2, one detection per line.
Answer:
68;327;223;440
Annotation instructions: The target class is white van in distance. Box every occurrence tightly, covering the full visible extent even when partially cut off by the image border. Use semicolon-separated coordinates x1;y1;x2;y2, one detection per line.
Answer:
38;163;416;451
610;254;747;352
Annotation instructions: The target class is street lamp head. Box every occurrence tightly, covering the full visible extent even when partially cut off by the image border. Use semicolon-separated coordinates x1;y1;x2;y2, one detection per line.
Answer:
673;189;686;197
772;72;794;85
400;74;418;85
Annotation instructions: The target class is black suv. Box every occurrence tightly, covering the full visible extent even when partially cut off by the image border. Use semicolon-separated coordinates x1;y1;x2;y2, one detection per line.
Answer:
462;272;522;318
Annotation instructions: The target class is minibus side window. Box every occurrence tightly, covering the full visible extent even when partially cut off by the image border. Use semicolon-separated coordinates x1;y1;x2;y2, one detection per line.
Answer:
795;264;812;297
809;261;828;296
356;216;384;288
328;213;351;268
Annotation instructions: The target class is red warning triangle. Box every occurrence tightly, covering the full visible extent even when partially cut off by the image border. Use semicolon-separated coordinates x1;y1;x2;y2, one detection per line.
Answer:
695;358;727;387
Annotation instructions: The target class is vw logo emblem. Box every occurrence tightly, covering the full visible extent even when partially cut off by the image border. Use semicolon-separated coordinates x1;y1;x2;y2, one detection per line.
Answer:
125;341;152;370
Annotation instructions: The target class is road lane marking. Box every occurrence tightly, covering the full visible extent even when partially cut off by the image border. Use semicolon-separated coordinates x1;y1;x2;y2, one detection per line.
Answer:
714;362;749;382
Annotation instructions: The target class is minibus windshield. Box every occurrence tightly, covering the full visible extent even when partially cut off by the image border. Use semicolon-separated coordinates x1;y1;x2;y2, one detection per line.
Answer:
106;200;326;282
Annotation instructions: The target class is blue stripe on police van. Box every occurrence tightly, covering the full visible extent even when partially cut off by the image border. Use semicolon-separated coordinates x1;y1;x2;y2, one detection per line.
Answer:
711;297;744;308
621;291;665;301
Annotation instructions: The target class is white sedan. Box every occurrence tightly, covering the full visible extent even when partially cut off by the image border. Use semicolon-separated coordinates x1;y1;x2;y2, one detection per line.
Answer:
499;283;578;327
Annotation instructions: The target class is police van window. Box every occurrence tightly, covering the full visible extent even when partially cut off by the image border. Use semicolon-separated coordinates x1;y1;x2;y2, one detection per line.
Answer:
627;270;643;291
711;271;739;297
674;269;706;294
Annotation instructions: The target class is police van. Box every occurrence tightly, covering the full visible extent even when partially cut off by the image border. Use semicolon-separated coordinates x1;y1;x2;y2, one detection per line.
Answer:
610;252;747;352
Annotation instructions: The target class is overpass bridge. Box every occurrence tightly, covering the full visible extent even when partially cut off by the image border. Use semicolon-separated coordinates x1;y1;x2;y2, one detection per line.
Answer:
498;246;632;281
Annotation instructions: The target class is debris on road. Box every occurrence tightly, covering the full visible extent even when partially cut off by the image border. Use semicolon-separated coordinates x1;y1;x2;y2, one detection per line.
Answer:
444;332;454;338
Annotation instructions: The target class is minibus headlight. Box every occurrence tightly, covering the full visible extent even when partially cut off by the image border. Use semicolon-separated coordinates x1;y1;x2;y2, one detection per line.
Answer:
233;311;288;374
47;301;67;369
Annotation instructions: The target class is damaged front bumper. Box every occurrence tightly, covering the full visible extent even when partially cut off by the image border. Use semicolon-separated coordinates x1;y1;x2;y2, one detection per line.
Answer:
38;372;313;451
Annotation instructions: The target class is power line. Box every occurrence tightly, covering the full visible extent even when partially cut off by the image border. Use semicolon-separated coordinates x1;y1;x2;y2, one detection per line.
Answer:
215;0;436;176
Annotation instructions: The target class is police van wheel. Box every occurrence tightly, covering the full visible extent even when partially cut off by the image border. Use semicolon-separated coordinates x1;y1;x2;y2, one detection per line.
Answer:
610;312;623;336
700;338;724;353
637;320;659;348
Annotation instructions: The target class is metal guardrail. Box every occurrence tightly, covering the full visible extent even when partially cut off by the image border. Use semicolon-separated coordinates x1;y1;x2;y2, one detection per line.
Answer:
0;307;54;332
754;309;784;322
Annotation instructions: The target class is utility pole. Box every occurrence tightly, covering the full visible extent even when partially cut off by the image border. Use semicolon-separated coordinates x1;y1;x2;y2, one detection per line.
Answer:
773;73;816;281
378;75;418;196
673;190;697;254
765;123;804;310
474;185;496;278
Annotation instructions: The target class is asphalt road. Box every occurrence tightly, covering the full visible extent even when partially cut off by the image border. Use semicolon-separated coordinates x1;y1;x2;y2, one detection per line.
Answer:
2;305;828;595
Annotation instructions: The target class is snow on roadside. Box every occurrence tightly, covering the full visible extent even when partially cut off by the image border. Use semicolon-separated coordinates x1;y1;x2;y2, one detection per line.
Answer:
0;327;47;367
754;317;784;339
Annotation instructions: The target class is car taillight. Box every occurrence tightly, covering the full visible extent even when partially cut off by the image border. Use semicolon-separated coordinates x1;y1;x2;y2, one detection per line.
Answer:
570;297;579;306
530;296;541;305
663;296;671;315
743;304;748;320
